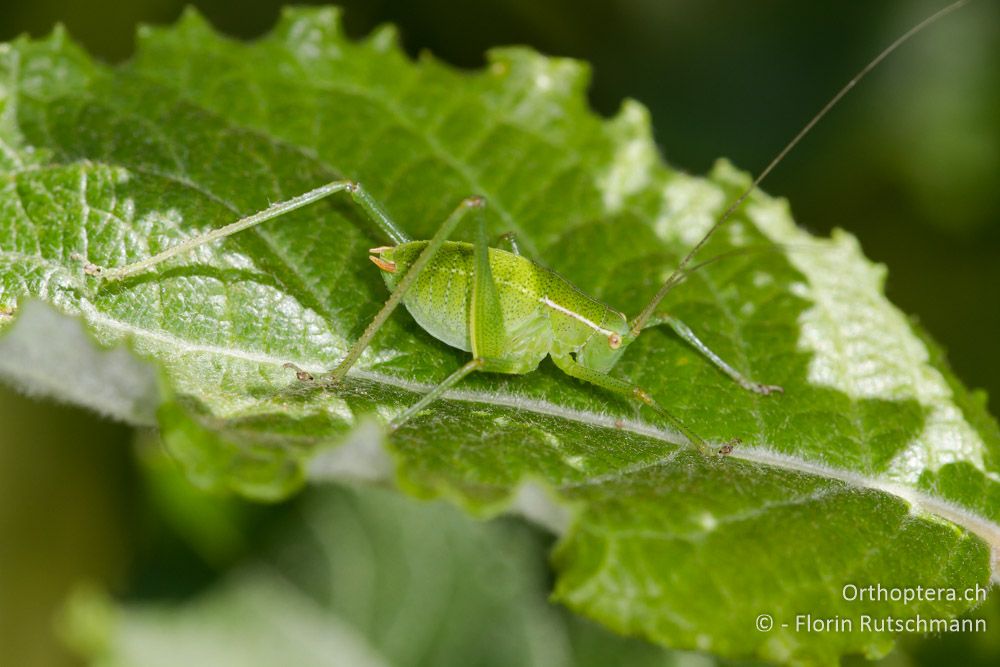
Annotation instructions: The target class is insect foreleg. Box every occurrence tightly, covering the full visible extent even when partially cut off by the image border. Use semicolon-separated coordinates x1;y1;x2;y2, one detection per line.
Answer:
642;314;783;395
550;353;731;456
86;180;411;283
312;196;486;387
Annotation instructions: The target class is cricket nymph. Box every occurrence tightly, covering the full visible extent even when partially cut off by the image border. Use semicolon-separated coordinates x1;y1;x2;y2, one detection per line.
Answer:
371;242;631;375
84;0;960;454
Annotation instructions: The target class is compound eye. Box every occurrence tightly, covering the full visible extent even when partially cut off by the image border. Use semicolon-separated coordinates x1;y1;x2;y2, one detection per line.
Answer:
608;333;622;349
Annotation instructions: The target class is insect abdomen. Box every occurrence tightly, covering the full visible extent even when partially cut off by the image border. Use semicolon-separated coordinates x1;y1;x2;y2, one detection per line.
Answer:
381;241;547;355
378;241;624;369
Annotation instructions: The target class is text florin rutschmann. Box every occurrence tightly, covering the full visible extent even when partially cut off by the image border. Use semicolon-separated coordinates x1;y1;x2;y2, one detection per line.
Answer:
796;614;986;633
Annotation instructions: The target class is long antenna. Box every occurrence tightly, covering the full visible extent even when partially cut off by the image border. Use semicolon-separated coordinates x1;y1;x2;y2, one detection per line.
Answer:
628;0;972;336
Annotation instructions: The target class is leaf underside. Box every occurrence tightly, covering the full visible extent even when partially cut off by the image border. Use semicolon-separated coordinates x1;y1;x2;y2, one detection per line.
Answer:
65;484;709;667
0;9;998;665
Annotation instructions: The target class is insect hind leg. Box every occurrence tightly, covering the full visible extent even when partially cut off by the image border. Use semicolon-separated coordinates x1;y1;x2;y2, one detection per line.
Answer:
83;179;411;283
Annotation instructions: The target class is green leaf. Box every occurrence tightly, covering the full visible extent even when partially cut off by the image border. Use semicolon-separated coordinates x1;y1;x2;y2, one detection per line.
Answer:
1;8;998;664
62;484;703;667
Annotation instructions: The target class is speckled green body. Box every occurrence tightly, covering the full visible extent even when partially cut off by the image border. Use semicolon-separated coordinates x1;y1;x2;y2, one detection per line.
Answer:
379;241;632;374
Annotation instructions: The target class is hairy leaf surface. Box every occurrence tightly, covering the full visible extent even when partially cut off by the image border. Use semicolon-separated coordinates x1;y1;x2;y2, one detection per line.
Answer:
0;9;998;664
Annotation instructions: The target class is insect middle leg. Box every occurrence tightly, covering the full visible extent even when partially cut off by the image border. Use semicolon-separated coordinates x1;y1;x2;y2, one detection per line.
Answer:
379;192;514;431
642;314;783;395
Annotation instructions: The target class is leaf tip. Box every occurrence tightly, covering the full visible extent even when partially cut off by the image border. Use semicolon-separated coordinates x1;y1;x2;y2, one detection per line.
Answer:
176;5;213;32
485;47;591;100
278;4;345;31
366;23;401;53
270;6;351;64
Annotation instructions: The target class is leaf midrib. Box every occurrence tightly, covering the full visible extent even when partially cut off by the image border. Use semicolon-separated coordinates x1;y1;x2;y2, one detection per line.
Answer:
66;291;1000;564
8;56;998;566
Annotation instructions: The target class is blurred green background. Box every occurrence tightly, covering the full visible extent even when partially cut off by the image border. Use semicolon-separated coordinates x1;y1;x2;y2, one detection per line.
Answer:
1;1;997;665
